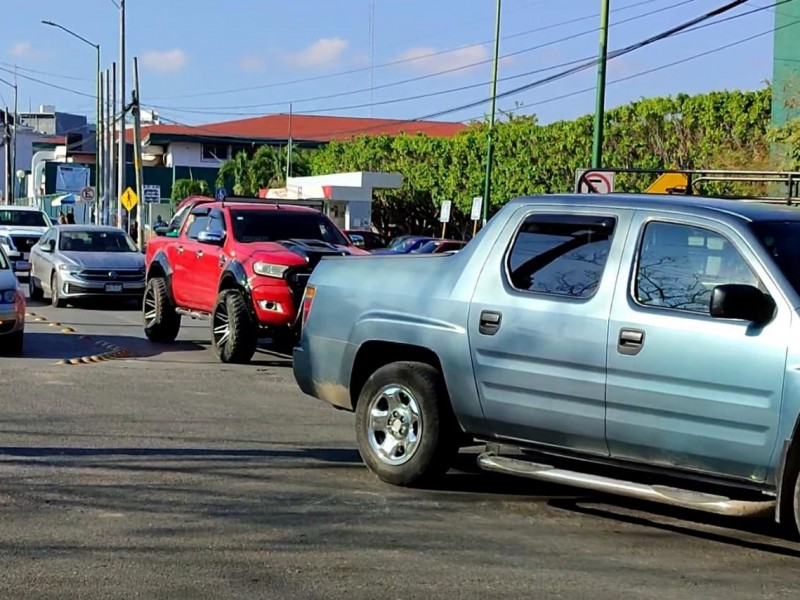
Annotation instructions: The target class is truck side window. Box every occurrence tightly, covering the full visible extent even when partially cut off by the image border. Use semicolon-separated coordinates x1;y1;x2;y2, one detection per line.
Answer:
635;221;760;314
506;214;617;298
186;215;211;240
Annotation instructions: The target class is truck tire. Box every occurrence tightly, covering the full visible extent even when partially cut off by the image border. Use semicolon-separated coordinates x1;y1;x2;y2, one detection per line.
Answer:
29;276;43;301
355;361;460;487
212;290;257;364
143;277;181;343
50;273;67;308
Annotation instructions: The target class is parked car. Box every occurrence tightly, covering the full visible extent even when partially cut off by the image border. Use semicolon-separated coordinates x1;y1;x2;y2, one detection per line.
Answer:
345;230;388;250
371;235;436;254
29;225;145;308
144;197;368;364
294;192;800;536
0;206;52;279
412;239;467;254
0;244;25;355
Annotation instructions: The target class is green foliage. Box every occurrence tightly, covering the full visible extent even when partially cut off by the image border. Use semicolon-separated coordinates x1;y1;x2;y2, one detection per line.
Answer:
216;145;314;196
311;88;773;236
171;178;211;204
768;118;800;170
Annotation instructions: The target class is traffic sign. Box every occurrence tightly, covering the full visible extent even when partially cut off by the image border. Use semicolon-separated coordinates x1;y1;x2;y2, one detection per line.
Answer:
575;169;615;194
470;197;483;221
80;186;96;202
120;187;138;212
439;200;452;223
215;187;227;201
646;172;690;195
142;184;161;204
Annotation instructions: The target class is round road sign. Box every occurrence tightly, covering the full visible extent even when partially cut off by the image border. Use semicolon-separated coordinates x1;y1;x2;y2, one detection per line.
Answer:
80;186;96;202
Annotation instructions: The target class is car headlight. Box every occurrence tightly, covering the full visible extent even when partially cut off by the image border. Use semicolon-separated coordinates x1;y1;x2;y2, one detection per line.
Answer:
1;289;16;303
58;264;80;275
253;262;289;278
0;235;13;249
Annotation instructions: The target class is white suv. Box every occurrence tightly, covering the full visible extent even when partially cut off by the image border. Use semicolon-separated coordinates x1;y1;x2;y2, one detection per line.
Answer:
0;206;52;278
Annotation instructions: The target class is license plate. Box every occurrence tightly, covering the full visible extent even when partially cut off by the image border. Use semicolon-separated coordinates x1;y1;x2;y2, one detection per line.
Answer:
14;261;30;271
105;283;123;293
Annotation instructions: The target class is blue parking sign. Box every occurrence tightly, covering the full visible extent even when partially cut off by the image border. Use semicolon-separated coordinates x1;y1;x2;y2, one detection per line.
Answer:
215;187;227;201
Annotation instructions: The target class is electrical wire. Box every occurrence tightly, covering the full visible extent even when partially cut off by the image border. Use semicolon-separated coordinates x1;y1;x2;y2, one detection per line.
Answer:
147;0;673;101
0;66;94;98
0;60;92;82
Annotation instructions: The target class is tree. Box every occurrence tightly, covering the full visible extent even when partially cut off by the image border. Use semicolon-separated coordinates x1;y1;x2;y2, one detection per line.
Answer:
171;178;211;204
216;145;315;197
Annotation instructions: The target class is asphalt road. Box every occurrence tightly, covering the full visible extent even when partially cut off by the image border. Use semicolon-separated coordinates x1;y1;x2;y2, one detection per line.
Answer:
1;293;799;599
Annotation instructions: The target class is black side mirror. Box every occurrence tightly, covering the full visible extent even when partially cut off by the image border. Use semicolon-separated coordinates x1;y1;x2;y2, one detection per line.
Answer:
154;226;170;237
710;284;775;326
41;240;55;253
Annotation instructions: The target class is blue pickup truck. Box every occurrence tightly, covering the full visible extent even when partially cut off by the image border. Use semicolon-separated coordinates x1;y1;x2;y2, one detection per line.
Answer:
293;193;800;535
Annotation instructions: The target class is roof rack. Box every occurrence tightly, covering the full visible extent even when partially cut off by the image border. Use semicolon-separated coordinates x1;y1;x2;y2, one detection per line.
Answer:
575;168;800;205
195;196;326;211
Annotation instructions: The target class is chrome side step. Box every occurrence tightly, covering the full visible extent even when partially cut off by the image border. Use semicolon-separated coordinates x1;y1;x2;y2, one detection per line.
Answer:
477;453;775;518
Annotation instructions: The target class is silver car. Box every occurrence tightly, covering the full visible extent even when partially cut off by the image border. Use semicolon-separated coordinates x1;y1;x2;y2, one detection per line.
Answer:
0;244;25;354
29;225;145;308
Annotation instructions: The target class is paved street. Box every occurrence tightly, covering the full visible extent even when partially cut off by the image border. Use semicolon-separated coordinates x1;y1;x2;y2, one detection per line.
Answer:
1;294;799;599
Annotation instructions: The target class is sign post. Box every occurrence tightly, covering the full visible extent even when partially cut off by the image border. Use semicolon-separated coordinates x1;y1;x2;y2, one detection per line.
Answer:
120;186;138;218
470;196;483;237
80;186;96;203
439;200;452;238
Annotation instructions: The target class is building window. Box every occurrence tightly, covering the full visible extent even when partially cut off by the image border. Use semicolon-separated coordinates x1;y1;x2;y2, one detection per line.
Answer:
201;143;228;162
634;221;760;314
506;213;616;299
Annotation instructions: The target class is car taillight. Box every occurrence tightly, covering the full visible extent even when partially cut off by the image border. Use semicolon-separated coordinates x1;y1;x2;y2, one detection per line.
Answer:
301;285;316;328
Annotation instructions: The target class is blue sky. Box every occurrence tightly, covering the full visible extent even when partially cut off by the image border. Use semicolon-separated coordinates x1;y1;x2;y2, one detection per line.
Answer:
0;0;775;129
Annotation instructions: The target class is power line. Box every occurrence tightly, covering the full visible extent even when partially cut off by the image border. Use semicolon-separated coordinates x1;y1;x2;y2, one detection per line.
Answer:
0;66;94;98
150;0;696;115
0;60;92;82
147;0;671;101
153;0;774;122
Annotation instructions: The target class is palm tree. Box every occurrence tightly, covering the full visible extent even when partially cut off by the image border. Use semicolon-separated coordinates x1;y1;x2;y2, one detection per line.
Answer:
216;151;252;196
217;145;315;197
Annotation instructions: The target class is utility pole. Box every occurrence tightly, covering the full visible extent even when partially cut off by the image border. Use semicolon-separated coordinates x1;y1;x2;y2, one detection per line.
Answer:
112;62;120;227
11;70;17;205
481;0;502;227
2;106;10;204
105;68;113;225
286;103;293;182
98;73;105;224
118;0;127;229
131;57;145;249
591;0;611;169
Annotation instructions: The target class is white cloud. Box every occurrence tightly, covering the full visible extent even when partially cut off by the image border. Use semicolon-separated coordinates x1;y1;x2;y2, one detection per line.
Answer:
396;45;489;76
238;55;265;71
283;38;349;69
142;49;188;73
6;41;50;61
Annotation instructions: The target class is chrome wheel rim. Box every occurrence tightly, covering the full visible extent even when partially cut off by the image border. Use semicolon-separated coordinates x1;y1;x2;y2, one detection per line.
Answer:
143;286;158;328
366;384;423;466
212;301;230;348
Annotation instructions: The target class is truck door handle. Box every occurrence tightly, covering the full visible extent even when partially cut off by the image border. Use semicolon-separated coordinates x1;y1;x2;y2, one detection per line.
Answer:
618;328;645;356
479;310;502;336
219;254;226;266
196;249;203;258
177;246;184;254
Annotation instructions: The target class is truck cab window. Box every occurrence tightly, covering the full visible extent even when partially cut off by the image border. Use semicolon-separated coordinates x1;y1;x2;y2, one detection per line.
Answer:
506;214;616;298
635;221;760;314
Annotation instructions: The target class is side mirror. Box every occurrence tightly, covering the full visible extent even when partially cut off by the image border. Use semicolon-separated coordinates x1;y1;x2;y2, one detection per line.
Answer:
197;230;225;246
41;240;55;253
710;284;775;326
349;234;365;248
154;226;170;237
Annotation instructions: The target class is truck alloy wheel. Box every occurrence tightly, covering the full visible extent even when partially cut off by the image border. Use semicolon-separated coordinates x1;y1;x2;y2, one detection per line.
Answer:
355;361;460;487
143;277;181;343
211;290;257;364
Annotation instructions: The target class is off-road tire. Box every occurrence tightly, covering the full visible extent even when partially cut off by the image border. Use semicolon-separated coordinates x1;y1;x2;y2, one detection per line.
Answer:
50;273;67;308
143;277;181;343
212;290;257;364
29;276;44;301
0;331;23;356
355;361;460;487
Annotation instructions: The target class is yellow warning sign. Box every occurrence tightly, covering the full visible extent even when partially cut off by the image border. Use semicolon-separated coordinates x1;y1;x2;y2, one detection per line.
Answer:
120;187;139;211
646;173;690;195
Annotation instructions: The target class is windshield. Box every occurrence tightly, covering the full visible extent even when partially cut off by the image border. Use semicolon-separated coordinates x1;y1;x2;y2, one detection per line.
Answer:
230;210;349;246
0;209;50;228
59;230;138;253
0;247;8;270
751;221;800;295
414;241;441;253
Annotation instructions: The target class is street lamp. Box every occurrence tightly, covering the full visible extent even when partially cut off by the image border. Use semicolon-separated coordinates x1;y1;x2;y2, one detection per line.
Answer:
41;20;101;199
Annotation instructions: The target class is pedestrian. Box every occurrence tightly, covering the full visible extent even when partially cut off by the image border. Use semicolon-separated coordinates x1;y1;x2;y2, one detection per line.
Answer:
66;209;75;225
153;214;166;229
58;212;67;225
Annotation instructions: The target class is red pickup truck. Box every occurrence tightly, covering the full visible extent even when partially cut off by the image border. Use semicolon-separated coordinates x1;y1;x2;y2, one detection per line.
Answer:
143;196;365;363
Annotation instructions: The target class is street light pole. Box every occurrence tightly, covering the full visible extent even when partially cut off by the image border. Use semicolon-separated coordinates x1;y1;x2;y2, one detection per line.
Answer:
481;0;502;227
0;76;18;204
40;20;101;206
591;0;611;169
118;0;127;232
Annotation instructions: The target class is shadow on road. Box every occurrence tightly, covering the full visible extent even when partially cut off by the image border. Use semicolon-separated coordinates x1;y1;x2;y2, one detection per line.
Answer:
20;331;207;360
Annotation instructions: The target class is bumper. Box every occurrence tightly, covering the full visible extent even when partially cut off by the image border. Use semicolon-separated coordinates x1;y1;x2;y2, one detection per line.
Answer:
59;275;146;299
251;282;299;328
292;335;355;411
4;250;31;274
0;306;25;334
292;345;316;396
